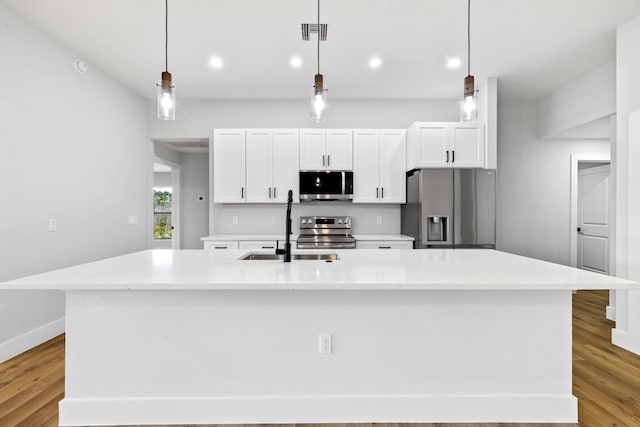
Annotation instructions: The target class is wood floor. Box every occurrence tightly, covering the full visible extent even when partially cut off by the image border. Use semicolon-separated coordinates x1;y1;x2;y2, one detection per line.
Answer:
0;290;638;426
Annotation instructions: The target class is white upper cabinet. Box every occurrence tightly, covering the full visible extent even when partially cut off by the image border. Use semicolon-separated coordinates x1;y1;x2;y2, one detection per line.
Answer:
406;122;484;169
300;129;353;170
449;123;484;168
245;129;273;203
245;129;299;204
326;129;353;170
271;129;300;203
353;129;406;204
379;129;407;203
213;129;246;203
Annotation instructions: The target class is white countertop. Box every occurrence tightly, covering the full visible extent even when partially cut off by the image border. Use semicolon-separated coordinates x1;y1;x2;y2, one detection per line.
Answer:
2;249;637;291
352;234;414;241
201;234;413;241
201;234;299;241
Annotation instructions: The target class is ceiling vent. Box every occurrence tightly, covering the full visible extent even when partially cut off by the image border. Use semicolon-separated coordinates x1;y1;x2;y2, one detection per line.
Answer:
301;23;327;41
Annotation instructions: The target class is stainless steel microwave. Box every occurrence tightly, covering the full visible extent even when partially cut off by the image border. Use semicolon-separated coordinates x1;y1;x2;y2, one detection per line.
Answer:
299;171;354;201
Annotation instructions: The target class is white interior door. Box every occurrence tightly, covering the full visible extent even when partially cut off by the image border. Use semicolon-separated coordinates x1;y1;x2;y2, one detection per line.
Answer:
577;163;610;274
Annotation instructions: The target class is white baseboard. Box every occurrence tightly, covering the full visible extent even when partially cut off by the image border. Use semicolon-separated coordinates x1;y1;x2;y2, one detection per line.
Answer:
59;395;577;426
606;305;616;321
0;317;65;363
612;328;640;355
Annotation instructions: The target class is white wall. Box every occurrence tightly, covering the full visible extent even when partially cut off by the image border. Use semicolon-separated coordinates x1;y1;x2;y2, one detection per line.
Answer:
180;153;210;248
154;172;172;187
609;14;640;354
496;99;610;265
0;5;148;361
147;99;459;139
538;61;616;139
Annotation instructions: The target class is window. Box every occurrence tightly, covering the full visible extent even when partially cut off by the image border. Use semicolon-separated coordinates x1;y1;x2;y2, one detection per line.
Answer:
153;188;172;240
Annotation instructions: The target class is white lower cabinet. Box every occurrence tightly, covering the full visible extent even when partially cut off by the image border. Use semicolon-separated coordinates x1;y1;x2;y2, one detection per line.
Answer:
203;241;239;250
356;241;414;249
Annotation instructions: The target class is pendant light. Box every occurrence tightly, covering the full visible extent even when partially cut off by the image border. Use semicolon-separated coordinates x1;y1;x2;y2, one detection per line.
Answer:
461;0;477;122
311;0;328;123
157;0;175;121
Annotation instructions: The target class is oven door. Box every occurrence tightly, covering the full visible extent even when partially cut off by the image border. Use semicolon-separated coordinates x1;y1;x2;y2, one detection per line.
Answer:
299;171;353;201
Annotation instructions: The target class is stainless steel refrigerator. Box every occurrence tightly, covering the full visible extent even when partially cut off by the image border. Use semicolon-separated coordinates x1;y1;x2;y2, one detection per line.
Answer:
401;169;496;248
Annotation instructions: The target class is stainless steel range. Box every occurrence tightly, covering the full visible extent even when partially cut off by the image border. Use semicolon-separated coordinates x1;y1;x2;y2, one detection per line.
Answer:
296;216;356;249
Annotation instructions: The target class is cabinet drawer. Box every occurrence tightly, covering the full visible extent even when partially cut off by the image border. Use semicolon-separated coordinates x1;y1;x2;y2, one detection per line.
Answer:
356;241;413;249
204;241;239;250
238;240;278;250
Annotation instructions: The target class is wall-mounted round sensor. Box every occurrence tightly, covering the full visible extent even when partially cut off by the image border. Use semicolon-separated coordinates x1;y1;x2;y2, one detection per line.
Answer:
74;59;88;73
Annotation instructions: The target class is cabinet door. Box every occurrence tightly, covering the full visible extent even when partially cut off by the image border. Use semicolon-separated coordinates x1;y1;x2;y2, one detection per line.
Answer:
450;123;484;168
245;129;273;203
326;129;353;170
272;129;300;203
299;129;326;170
213;129;246;203
415;122;449;168
352;130;381;203
379;129;406;204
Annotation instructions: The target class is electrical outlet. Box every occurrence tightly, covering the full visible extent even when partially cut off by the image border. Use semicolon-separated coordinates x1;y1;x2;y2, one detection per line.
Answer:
128;215;138;225
319;334;332;354
48;218;57;232
272;216;277;225
376;216;383;225
232;216;238;225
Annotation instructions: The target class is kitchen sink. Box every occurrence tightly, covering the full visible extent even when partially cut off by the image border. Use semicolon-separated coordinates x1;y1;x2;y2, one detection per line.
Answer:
239;253;339;261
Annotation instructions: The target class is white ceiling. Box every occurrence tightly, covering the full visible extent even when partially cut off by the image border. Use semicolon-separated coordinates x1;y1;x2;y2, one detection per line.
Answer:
2;0;639;100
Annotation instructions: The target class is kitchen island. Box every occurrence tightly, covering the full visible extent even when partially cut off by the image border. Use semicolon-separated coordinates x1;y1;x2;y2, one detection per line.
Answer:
3;249;638;426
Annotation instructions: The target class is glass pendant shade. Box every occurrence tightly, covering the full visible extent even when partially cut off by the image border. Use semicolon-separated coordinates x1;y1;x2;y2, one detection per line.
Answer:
157;71;176;121
460;74;477;122
311;74;328;123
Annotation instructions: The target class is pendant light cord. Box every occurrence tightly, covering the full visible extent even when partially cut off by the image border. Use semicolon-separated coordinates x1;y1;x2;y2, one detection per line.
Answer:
317;0;320;75
467;0;470;76
165;0;169;73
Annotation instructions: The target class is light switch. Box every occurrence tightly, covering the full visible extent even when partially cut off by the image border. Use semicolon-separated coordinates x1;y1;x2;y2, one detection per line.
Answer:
128;215;138;225
48;218;57;232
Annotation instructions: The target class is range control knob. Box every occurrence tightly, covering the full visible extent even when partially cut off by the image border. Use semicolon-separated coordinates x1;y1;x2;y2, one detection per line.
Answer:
338;219;343;224
301;219;307;224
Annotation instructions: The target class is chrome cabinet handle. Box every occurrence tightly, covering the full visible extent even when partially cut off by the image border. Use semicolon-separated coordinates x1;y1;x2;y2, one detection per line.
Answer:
446;150;449;163
328;155;330;166
241;187;244;198
379;246;392;249
376;187;379;198
322;155;325;166
214;246;228;249
452;150;455;163
273;187;277;198
381;188;384;198
261;246;274;249
269;187;272;198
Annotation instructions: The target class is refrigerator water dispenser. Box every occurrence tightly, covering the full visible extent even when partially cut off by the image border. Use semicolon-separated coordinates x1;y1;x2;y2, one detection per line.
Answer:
427;215;448;242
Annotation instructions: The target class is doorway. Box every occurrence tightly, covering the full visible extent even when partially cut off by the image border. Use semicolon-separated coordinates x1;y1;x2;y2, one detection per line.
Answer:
569;154;611;272
152;159;180;249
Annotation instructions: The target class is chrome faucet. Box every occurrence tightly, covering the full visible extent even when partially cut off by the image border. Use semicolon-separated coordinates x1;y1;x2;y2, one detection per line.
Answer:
275;189;293;262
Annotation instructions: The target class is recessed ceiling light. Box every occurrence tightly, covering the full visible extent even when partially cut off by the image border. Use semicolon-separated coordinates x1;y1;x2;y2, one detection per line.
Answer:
290;57;303;68
209;56;223;69
369;57;382;69
447;57;461;69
